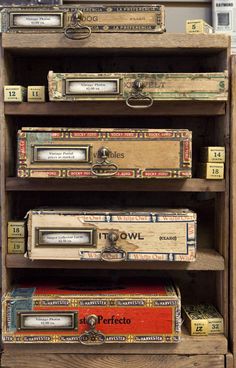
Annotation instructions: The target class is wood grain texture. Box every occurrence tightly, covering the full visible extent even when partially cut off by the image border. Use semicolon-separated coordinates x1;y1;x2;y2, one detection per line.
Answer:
4;101;226;116
3;329;227;354
6;249;225;270
1;353;225;368
226;353;234;368
230;55;236;364
6;178;226;192
2;33;230;52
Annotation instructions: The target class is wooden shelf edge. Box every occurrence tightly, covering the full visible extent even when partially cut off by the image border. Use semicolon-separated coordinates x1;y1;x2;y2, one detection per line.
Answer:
6;249;224;270
4;101;226;116
2;329;227;355
6;178;226;192
2;33;230;52
0;353;226;368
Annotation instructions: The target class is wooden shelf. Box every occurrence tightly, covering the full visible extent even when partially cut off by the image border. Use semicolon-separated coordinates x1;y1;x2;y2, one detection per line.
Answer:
6;178;226;192
4;101;226;116
2;33;230;54
6;249;224;270
0;353;227;368
3;328;227;355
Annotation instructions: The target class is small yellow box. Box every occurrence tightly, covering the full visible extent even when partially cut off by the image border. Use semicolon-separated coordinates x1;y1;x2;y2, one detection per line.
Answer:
8;238;25;254
186;19;213;34
4;85;26;102
27;86;45;102
8;221;25;238
199;163;224;179
182;304;224;336
200;147;225;163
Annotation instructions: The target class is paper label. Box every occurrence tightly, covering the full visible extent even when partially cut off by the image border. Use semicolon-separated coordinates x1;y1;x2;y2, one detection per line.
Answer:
67;80;119;95
40;231;91;245
36;148;87;162
12;14;62;28
22;315;73;328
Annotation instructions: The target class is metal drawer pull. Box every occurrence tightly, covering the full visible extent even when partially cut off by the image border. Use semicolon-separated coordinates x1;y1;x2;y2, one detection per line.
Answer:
126;79;153;109
79;315;105;345
101;231;127;262
91;147;118;177
64;9;91;40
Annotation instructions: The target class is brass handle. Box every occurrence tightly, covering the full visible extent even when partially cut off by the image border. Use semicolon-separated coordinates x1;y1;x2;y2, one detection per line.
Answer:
64;25;91;40
91;147;118;177
126;79;153;109
79;314;105;345
64;9;91;40
101;231;127;262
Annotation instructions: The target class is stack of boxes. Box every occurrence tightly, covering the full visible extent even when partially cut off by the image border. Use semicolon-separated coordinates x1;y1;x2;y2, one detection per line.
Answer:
199;147;225;179
7;221;26;254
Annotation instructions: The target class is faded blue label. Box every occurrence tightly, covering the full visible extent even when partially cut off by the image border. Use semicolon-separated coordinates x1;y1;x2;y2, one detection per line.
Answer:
11;288;35;298
9;299;33;332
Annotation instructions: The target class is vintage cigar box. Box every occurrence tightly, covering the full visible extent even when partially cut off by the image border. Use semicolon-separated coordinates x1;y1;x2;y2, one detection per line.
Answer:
4;85;26;102
0;5;165;35
200;146;225;163
27;86;45;102
2;279;181;344
182;304;223;336
48;71;228;106
199;163;224;179
8;221;25;238
186;19;213;34
17;127;192;179
26;208;197;262
8;238;25;254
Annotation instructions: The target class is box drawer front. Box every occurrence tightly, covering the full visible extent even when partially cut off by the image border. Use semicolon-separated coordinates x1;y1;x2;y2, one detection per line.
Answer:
28;210;196;261
48;71;228;102
17;128;192;179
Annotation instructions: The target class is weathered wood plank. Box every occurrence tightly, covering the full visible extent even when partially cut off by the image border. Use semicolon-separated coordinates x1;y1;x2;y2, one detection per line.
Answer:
6;178;226;192
2;34;230;52
1;353;225;368
230;55;236;365
4;101;226;116
3;329;228;354
6;249;225;270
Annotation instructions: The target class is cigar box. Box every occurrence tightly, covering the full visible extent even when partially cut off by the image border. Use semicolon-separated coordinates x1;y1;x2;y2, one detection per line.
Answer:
17;127;192;179
48;71;228;106
182;304;223;336
186;19;213;34
2;279;181;344
199;163;224;179
200;146;225;163
26;208;197;262
0;5;165;36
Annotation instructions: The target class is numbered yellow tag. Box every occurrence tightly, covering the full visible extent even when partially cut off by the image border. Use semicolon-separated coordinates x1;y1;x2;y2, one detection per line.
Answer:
4;86;26;102
200;147;225;163
27;86;45;102
8;221;25;238
199;163;224;179
8;238;25;254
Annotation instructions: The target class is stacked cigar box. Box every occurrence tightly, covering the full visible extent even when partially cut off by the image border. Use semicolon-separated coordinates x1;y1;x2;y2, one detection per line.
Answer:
1;2;227;349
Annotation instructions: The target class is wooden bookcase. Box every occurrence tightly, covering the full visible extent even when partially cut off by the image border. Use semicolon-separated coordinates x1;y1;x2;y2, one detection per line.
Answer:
0;33;233;368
